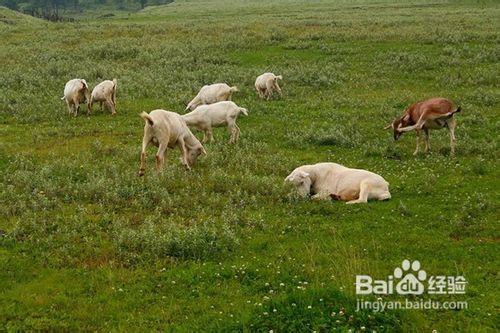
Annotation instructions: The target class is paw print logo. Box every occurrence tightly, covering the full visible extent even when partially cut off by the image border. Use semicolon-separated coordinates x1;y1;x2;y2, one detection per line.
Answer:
394;259;427;295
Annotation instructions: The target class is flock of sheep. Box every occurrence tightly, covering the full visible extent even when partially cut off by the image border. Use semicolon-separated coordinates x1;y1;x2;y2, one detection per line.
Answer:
62;73;461;204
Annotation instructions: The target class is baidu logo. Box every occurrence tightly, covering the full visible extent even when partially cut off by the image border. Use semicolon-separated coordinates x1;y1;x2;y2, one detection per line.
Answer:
355;259;466;296
394;259;426;295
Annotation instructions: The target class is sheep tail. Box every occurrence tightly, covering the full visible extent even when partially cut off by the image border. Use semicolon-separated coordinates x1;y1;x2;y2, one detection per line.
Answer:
140;112;154;126
239;107;248;116
230;86;239;93
275;75;283;80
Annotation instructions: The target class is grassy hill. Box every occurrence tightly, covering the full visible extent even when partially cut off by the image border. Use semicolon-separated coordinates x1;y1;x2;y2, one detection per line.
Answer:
0;0;498;331
0;6;44;26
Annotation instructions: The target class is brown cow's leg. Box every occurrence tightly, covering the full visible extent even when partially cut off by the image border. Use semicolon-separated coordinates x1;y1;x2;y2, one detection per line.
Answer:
448;118;457;156
413;130;421;156
424;128;430;153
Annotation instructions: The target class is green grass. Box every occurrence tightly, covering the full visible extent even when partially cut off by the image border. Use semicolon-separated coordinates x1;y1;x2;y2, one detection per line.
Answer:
0;0;499;331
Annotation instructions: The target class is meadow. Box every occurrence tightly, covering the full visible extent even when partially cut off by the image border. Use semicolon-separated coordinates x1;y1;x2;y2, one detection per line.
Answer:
0;0;499;331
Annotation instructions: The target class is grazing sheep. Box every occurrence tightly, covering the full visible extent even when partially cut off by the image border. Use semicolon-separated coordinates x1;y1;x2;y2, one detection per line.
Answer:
88;79;117;116
182;101;248;144
255;72;282;99
61;79;89;117
186;83;239;111
285;162;391;204
385;97;461;156
138;110;207;176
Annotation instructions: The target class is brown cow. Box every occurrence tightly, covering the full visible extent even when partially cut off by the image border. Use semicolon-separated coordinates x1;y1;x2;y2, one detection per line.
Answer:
385;97;461;156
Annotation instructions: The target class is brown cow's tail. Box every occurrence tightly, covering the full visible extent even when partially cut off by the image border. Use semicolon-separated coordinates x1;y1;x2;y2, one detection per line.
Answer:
140;112;154;126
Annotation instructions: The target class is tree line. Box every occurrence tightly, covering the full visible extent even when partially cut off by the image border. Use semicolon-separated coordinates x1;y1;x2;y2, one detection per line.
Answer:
0;0;173;20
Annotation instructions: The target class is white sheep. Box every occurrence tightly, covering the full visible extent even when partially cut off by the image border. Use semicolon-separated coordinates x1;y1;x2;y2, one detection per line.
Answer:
139;110;206;176
285;162;391;204
88;79;117;115
186;83;239;111
61;79;89;116
255;73;282;99
182;101;248;144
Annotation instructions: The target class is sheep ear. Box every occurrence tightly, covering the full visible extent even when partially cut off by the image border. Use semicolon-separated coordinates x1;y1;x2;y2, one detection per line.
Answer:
200;146;207;155
298;171;310;178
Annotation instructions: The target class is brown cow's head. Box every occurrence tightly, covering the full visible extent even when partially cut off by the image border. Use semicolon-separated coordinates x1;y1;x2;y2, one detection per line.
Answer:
385;114;411;140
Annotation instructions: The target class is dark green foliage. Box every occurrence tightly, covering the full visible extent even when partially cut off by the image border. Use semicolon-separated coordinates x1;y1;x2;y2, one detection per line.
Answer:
0;0;173;20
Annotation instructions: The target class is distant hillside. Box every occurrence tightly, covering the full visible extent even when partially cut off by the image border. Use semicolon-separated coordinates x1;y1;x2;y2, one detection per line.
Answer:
0;1;174;21
0;5;43;25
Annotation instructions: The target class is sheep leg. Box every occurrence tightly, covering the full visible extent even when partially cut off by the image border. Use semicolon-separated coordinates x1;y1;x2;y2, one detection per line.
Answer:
228;120;239;143
234;124;240;142
260;88;266;99
311;191;332;201
259;88;267;99
139;152;146;176
111;91;116;111
87;97;93;116
66;101;73;115
138;133;152;177
207;128;214;143
265;82;274;100
74;100;80;117
107;97;116;115
256;87;262;98
346;181;371;204
275;83;282;97
265;88;272;100
155;144;167;171
231;124;241;143
177;138;190;170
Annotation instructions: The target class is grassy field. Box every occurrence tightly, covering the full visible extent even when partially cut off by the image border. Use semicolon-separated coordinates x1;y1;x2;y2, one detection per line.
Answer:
0;0;499;331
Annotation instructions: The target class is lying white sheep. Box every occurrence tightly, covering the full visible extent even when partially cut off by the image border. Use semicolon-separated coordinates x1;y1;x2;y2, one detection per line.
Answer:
285;162;391;204
139;110;206;176
88;79;117;115
255;73;282;99
182;101;248;144
61;79;89;116
186;83;239;111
